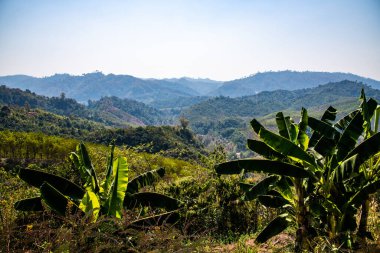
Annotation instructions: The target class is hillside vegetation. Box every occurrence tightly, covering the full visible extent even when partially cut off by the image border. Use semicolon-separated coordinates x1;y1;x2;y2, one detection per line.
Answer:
0;85;167;127
184;81;380;153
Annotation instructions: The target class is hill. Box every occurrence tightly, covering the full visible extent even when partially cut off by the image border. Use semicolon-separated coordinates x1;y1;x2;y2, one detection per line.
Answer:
0;85;167;127
2;71;379;105
0;105;205;160
210;71;380;97
0;72;200;104
184;80;380;153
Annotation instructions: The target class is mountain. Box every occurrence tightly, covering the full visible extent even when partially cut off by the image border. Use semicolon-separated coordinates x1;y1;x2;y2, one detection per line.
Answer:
163;77;223;95
0;72;199;104
1;71;379;105
0;85;167;127
209;71;380;97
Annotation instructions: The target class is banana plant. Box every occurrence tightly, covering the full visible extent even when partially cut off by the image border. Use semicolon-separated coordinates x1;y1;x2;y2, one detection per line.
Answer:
215;89;380;251
15;143;181;223
217;108;316;252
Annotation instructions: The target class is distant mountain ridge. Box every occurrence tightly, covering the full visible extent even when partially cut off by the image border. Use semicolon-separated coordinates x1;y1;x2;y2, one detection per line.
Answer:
209;71;380;97
1;71;379;105
0;72;199;104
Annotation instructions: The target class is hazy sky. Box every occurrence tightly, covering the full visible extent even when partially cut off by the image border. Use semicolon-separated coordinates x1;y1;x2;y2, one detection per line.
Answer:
0;0;379;80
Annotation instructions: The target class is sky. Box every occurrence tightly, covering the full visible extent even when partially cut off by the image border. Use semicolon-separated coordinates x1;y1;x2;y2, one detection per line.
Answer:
0;0;379;81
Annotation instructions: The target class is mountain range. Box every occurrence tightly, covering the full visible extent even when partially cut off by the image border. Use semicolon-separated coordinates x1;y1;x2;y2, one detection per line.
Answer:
1;71;379;105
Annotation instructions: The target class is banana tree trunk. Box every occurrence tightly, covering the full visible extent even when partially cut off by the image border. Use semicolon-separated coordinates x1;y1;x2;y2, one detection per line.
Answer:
295;178;309;253
358;198;370;239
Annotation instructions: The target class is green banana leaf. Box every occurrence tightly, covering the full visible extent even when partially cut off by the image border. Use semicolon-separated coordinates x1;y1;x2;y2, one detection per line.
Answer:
360;90;378;135
345;180;380;209
297;108;309;150
19;168;85;201
276;112;297;141
258;194;290;208
14;197;43;211
345;131;380;163
241;175;279;201
250;118;265;134
334;132;380;182
105;157;129;218
335;110;359;132
336;111;364;161
40;182;80;216
69;153;87;184
309;106;337;147
308;117;340;142
215;159;310;178
76;143;100;193
79;189;100;221
259;128;316;167
247;139;286;160
255;214;290;243
124;192;180;211
375;105;380;133
102;144;115;196
127;167;165;194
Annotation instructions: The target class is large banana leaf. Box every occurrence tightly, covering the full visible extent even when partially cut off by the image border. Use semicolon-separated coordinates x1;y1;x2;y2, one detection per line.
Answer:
314;136;337;157
69;153;87;184
345;180;380;209
124;192;180;211
40;182;79;216
18;168;84;201
309;106;337;147
360;90;378;136
76;143;100;192
102;144;115;196
297;108;309;150
127;167;165;194
346;130;380;163
276;112;297;142
215;159;310;178
258;194;290;208
255;214;290;243
241;175;279;201
247;139;286;160
334;132;380;181
308;117;340;142
259;128;316;167
335;110;359;132
336;112;364;161
375;105;380;133
105;157;129;218
250;118;265;134
79;189;100;221
14;197;43;211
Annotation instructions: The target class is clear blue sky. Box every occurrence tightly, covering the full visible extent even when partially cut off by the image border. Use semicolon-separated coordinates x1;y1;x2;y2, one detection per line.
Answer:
0;0;379;80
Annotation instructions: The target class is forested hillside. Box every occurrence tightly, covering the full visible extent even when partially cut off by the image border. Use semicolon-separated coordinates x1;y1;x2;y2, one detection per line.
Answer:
0;85;168;127
184;80;380;153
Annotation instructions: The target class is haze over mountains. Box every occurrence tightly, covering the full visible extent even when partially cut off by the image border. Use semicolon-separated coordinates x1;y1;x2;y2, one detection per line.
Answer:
1;71;379;106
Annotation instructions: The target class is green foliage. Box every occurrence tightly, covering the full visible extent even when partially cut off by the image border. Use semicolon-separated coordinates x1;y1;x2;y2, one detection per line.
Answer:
14;143;180;222
216;89;380;251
